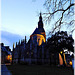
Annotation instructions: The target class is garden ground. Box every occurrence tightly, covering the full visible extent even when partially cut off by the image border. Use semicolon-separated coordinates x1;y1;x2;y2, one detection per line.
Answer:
6;64;74;75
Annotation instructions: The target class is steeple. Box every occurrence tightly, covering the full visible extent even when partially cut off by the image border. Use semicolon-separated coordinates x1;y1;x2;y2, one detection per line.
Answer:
25;36;26;44
21;40;22;44
39;13;42;21
16;42;17;47
18;40;20;45
13;43;15;50
38;12;43;28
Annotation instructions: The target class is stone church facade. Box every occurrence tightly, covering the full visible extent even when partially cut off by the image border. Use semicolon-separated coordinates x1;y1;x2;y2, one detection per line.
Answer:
12;13;59;65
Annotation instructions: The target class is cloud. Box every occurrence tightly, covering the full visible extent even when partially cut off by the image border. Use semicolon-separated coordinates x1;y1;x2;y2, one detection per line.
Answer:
1;38;10;45
1;30;28;50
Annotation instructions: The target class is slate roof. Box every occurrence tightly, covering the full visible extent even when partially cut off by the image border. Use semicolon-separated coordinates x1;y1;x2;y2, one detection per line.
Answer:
1;47;12;55
31;28;45;35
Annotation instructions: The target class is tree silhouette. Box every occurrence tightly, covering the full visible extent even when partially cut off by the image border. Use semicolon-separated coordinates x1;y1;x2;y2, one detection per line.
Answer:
43;0;75;34
47;31;74;53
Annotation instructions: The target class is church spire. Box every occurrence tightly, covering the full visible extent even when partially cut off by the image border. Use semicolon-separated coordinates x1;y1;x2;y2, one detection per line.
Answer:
18;40;20;45
25;36;26;44
13;43;15;51
39;12;42;21
16;42;17;47
38;12;43;28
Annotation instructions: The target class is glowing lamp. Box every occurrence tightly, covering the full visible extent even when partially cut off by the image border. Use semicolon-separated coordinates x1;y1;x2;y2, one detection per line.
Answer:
69;61;72;65
60;51;63;54
7;55;10;60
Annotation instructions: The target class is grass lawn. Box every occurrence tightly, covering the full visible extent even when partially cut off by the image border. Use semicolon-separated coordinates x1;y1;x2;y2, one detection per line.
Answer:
7;64;74;75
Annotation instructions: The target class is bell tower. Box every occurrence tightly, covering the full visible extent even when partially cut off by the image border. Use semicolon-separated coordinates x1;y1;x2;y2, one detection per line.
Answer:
30;12;46;46
38;13;43;28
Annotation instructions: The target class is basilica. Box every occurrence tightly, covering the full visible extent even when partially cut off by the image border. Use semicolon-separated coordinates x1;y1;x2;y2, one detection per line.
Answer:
13;13;46;64
12;13;59;65
30;13;46;46
12;13;73;66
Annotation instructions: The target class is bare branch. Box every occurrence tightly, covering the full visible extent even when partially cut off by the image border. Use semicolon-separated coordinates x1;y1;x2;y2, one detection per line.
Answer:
43;3;75;15
43;0;75;35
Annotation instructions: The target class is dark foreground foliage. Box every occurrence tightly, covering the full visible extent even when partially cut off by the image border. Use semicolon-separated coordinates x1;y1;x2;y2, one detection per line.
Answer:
7;64;74;75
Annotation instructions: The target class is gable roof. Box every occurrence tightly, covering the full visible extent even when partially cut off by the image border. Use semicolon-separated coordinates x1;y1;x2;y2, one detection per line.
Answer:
1;47;12;55
31;28;45;35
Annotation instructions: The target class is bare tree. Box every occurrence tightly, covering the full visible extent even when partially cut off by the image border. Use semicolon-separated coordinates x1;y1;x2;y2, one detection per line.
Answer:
42;0;75;35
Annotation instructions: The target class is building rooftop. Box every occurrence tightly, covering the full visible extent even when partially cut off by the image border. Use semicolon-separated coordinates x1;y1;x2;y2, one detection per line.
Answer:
31;28;45;35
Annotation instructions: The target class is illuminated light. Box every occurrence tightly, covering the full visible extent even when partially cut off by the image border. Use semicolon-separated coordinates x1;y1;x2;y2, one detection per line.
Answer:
69;61;72;65
36;34;46;46
60;51;63;54
7;55;10;60
6;55;12;62
30;34;46;46
63;53;67;65
59;53;63;65
10;58;12;60
64;49;68;52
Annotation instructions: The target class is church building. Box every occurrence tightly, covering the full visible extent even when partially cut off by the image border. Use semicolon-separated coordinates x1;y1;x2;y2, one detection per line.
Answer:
30;13;46;46
12;13;51;65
